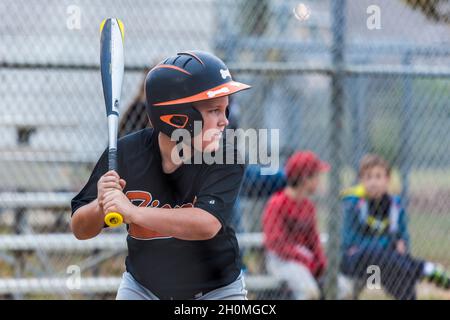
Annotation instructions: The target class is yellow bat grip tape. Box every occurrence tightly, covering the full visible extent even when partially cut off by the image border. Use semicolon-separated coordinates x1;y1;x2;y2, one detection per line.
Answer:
104;212;123;227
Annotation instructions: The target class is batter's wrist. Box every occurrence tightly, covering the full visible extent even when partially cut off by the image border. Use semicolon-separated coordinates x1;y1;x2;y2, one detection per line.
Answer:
95;199;103;216
128;206;143;224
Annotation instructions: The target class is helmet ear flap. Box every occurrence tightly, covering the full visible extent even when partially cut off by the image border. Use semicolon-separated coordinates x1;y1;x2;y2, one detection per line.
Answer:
146;103;203;137
184;104;204;136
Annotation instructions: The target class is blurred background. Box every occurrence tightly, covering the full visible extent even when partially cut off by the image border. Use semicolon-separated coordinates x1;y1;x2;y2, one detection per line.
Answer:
0;0;449;299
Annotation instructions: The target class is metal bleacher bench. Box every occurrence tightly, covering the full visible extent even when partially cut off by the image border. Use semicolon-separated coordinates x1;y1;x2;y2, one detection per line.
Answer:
0;192;334;296
0;233;282;295
0;192;290;295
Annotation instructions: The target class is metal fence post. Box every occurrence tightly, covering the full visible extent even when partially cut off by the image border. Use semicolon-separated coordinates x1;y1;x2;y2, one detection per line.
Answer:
325;0;346;300
400;52;413;208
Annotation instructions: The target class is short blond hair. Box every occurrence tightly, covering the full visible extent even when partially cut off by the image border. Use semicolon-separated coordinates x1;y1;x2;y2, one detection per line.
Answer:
359;154;391;177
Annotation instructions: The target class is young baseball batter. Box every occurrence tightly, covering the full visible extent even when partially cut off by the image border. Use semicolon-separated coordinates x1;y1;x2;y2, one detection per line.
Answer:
71;51;251;300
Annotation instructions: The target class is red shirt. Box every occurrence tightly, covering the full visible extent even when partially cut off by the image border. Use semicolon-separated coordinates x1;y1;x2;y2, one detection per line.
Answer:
262;190;327;277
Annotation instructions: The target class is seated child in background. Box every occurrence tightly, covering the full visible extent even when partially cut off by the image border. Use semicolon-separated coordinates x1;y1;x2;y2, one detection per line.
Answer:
340;154;450;300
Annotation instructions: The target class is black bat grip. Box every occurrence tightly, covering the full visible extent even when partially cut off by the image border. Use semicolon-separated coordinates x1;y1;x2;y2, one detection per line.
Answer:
105;147;123;227
108;148;118;172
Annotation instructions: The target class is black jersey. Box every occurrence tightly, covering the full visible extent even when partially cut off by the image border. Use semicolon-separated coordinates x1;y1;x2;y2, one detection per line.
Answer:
71;128;245;299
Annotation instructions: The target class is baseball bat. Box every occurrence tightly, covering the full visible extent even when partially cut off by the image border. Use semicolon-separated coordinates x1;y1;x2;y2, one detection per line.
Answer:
100;18;125;227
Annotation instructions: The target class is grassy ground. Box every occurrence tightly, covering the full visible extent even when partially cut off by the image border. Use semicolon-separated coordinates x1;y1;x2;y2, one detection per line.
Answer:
357;210;450;300
359;283;450;300
409;211;450;266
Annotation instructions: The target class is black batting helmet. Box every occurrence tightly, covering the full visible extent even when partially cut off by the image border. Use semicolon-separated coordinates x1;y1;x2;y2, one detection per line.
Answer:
145;51;251;137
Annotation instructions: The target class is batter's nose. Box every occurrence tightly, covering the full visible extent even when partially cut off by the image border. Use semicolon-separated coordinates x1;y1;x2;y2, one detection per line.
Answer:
219;111;229;127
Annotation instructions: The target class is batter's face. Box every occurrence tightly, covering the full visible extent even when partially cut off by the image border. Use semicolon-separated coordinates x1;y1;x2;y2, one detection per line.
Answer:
193;96;229;153
360;166;390;199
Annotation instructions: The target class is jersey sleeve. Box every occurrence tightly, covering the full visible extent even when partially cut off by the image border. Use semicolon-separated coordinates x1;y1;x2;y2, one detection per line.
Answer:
71;149;108;216
194;161;245;229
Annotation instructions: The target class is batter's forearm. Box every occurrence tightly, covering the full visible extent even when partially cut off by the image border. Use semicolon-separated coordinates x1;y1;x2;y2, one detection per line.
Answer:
71;199;105;240
131;206;221;241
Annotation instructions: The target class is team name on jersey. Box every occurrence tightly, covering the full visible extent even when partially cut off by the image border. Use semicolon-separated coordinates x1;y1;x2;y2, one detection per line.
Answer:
126;190;197;240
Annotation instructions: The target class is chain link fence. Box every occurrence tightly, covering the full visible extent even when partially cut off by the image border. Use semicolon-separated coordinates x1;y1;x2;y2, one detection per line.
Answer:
0;0;449;299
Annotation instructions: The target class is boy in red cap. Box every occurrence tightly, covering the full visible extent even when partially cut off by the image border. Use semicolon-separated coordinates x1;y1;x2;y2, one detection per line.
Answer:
262;151;351;299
